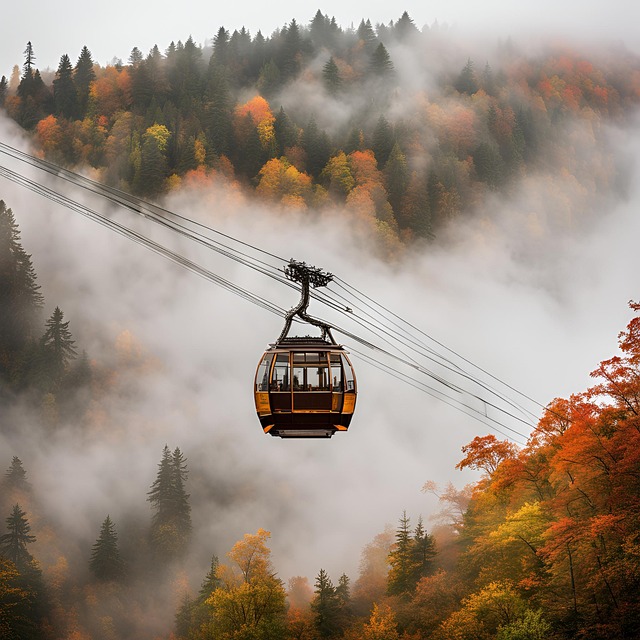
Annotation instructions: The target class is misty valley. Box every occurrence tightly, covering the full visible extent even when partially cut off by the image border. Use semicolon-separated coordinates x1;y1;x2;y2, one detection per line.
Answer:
1;9;640;640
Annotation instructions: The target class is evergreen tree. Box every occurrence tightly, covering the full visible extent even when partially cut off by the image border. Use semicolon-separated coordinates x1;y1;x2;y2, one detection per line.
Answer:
274;107;298;156
204;60;233;157
473;141;504;188
0;200;43;383
279;19;303;81
335;573;353;633
387;511;413;596
133;128;168;196
89;515;125;581
0;75;8;107
148;445;192;557
74;46;96;117
302;117;331;178
52;54;78;119
171;447;192;540
311;568;341;638
411;516;436;585
0;504;35;568
395;11;419;40
3;457;30;493
322;57;342;97
454;58;478;94
39;306;77;387
357;19;378;51
372;115;394;167
384;142;409;215
212;27;230;67
17;42;49;128
370;43;395;78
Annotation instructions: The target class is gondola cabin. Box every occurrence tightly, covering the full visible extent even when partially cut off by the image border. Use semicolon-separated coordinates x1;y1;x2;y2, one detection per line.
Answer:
254;337;357;438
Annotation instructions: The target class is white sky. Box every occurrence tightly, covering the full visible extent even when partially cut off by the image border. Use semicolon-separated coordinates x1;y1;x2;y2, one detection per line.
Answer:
1;0;638;77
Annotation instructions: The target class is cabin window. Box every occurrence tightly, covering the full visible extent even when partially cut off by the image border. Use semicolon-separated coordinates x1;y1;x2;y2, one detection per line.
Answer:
341;354;355;391
271;353;290;391
256;353;273;392
330;354;343;391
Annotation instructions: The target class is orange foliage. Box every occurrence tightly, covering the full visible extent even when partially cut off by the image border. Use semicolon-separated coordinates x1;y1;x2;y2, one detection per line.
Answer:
91;66;131;118
36;115;62;155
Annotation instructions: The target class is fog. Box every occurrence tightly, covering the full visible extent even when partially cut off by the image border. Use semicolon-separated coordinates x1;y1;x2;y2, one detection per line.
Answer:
1;17;640;631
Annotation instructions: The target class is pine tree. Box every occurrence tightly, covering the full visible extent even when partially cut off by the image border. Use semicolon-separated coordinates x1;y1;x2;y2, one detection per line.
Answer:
302;117;331;178
411;516;436;585
148;445;192;557
39;306;77;388
395;12;419;40
3;457;30;493
311;568;341;638
89;515;124;581
74;46;96;117
53;54;78;119
0;504;35;568
372;115;394;167
171;447;192;540
384;142;409;215
370;43;394;78
0;200;43;382
204;60;232;157
322;57;342;97
357;20;378;52
454;58;478;95
0;76;8;107
387;511;414;596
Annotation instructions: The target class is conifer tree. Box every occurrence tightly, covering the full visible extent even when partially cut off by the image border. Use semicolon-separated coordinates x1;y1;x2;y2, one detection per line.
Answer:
322;57;342;97
384;142;409;215
89;515;124;581
0;200;43;382
53;54;78;119
411;516;436;585
372;115;394;167
357;19;378;51
387;510;414;596
74;46;96;117
302;117;331;178
0;76;7;107
3;457;30;493
370;43;395;78
0;504;35;568
311;568;341;638
148;445;192;557
39;306;77;388
454;58;478;95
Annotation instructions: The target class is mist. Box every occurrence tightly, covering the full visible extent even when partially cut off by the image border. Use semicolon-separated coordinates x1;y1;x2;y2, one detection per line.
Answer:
1;24;639;635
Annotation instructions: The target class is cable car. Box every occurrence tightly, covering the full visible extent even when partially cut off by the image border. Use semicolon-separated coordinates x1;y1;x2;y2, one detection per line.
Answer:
254;261;357;438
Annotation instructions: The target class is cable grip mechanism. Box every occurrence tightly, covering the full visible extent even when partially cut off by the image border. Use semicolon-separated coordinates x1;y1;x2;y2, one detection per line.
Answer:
277;260;336;344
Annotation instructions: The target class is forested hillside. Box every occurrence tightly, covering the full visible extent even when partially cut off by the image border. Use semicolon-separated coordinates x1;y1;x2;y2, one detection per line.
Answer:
1;10;639;249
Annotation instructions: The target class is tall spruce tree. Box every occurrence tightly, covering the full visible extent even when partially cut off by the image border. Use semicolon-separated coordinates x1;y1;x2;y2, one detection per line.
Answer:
0;504;35;568
311;568;341;638
411;516;436;585
39;306;77;388
148;445;192;557
89;515;124;581
387;511;413;596
74;46;96;117
322;57;342;97
53;54;78;119
0;200;43;383
3;457;30;493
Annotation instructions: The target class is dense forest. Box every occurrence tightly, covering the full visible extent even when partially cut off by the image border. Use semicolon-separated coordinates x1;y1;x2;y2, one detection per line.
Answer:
2;9;640;640
1;10;639;251
1;197;640;637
